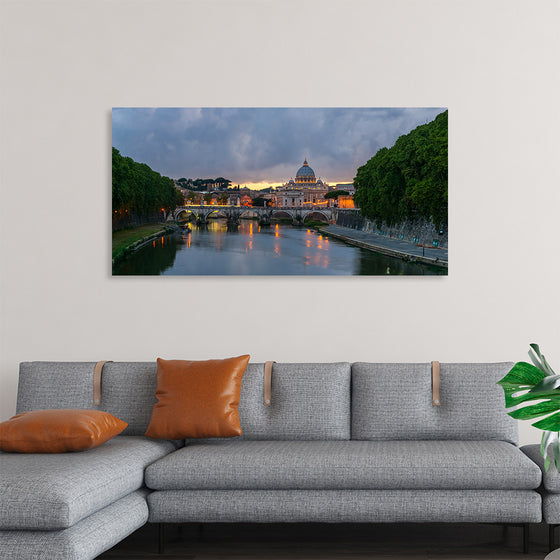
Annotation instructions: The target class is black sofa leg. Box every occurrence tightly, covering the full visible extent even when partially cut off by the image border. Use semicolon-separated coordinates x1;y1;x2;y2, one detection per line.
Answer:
158;523;165;555
550;524;558;553
523;523;529;554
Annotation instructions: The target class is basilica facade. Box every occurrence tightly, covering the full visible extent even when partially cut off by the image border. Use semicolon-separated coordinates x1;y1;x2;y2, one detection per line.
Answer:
275;159;330;207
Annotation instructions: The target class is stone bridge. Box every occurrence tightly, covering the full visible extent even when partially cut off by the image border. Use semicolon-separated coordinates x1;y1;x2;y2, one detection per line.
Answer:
173;205;347;225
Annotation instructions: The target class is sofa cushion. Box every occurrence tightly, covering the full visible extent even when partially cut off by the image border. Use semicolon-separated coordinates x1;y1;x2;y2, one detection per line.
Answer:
522;444;560;493
0;490;149;560
543;493;560;524
0;436;177;530
0;409;127;453
145;356;250;439
235;362;351;440
17;362;96;413
352;363;518;444
145;440;541;491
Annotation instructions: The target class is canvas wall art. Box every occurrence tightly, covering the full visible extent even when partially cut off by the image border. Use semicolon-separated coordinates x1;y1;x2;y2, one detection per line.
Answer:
112;108;448;276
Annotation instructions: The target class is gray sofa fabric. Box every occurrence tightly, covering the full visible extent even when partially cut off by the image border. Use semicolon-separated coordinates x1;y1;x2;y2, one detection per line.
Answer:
17;362;96;413
236;362;351;440
97;362;159;435
0;436;176;530
0;490;148;560
352;362;518;444
146;439;541;491
148;489;541;524
544;494;560;524
522;444;560;493
522;445;560;524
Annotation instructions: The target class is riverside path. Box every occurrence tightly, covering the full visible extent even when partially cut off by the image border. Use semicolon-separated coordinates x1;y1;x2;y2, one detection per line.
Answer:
321;225;448;269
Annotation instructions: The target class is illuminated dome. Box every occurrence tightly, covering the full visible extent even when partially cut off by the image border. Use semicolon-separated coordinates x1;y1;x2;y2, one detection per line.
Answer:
295;159;316;183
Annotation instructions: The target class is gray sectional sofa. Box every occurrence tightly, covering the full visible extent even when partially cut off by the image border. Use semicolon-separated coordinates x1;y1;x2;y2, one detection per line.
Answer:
0;361;546;559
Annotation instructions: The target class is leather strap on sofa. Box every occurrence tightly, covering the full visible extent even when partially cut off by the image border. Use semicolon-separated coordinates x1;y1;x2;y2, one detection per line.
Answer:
432;361;440;406
93;361;113;405
264;361;275;406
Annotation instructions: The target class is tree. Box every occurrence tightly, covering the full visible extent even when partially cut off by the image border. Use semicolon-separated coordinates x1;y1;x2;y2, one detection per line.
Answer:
203;192;213;205
324;190;350;199
112;147;180;218
215;177;232;190
175;188;185;206
354;110;448;228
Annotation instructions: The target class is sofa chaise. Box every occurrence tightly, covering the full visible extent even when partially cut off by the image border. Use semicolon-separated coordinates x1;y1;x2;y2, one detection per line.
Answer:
0;361;544;559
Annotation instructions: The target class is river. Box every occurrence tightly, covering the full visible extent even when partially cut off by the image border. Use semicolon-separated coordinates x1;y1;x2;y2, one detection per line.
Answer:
112;220;445;276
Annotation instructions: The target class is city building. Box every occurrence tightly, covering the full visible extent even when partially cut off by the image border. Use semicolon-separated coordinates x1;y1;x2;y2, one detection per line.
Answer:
228;193;241;206
275;159;331;207
330;182;355;208
335;183;355;195
336;195;355;208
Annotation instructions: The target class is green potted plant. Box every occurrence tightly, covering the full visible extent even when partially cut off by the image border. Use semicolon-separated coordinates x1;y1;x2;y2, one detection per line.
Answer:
498;343;560;471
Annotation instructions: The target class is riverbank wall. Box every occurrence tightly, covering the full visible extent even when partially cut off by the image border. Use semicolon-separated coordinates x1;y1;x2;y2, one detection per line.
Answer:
335;212;447;249
322;225;448;269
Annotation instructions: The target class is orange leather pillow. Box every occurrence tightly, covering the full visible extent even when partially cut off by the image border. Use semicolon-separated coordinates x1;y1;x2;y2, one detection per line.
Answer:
145;355;250;439
0;409;128;453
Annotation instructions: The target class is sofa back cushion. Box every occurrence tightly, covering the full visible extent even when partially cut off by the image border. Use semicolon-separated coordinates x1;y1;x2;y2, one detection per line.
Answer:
17;362;97;412
351;362;517;445
236;362;351;440
17;361;352;440
17;362;158;436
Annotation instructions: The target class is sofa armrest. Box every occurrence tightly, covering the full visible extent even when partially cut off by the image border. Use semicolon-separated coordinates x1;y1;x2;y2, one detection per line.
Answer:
522;444;560;493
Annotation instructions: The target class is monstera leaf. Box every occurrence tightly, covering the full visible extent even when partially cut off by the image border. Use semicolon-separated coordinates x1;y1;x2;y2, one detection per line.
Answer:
497;344;560;471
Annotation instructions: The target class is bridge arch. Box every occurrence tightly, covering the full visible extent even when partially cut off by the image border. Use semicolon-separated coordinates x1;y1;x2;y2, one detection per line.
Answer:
175;208;198;222
205;209;228;220
271;210;294;220
303;210;330;223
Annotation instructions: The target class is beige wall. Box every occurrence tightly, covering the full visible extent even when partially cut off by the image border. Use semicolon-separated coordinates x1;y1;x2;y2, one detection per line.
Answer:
1;1;559;445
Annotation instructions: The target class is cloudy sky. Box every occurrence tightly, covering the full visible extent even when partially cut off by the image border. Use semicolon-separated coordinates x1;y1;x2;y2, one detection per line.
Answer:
112;108;445;188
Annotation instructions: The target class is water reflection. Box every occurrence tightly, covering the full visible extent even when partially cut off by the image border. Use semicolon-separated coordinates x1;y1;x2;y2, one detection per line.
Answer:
113;219;446;276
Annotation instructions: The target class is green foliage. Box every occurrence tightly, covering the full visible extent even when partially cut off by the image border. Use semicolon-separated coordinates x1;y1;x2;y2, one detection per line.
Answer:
324;190;350;199
354;110;448;228
215;177;232;189
188;177;232;191
175;188;185;206
112;148;179;217
497;344;560;471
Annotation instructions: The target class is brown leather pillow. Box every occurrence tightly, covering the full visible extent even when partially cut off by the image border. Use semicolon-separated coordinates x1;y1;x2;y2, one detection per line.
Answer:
0;409;128;453
145;355;250;439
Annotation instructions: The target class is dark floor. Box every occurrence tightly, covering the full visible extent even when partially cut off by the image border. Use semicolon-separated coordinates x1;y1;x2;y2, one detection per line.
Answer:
99;522;553;559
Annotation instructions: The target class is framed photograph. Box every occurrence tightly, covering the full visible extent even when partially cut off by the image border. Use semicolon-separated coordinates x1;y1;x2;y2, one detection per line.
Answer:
112;108;447;276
